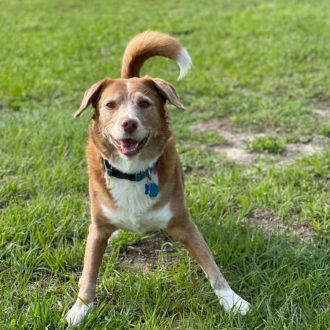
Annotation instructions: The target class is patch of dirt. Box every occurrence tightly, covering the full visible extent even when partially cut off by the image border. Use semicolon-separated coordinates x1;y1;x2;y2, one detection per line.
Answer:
211;146;258;165
312;101;330;118
213;130;264;165
117;233;179;270
0;193;31;210
247;209;315;242
313;109;330;118
190;118;330;166
0;104;9;112
191;117;225;134
0;200;8;209
280;135;329;166
285;142;323;158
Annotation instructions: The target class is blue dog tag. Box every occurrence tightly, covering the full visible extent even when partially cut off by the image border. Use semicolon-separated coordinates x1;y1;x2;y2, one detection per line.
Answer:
149;183;159;198
145;183;150;195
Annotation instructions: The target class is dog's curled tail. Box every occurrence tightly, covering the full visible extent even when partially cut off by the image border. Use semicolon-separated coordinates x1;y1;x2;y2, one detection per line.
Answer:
121;31;192;80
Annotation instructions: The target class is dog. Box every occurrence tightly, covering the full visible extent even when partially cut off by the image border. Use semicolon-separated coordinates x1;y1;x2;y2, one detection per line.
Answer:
66;31;250;326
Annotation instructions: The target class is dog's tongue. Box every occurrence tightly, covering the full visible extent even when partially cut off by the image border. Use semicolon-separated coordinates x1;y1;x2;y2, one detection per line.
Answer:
118;139;139;155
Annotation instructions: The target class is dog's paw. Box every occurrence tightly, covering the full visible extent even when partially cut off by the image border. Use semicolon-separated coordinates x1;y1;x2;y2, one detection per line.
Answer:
215;288;250;315
108;230;120;243
66;302;93;326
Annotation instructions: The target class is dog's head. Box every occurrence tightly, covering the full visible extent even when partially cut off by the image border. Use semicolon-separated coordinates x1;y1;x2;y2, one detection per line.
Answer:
74;31;191;163
75;77;184;159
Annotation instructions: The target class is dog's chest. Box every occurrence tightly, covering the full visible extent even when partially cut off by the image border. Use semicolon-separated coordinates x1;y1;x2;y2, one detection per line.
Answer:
101;175;173;234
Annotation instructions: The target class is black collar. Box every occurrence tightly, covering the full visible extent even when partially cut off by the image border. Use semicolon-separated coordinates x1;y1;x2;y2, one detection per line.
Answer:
103;158;157;182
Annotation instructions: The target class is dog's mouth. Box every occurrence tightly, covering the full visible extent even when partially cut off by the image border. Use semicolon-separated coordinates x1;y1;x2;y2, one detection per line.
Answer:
112;135;149;157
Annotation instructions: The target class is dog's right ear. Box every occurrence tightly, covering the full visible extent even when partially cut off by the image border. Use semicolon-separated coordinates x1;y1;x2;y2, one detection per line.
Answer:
74;79;110;118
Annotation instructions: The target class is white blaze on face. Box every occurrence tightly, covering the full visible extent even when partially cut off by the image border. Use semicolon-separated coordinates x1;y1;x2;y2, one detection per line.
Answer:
110;81;148;141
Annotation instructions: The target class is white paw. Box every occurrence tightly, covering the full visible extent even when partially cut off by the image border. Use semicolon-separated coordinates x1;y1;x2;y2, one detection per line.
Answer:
109;230;120;243
66;302;93;326
215;288;250;315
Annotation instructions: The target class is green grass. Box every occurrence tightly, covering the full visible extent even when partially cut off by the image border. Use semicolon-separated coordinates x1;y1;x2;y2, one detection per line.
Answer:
320;125;330;138
1;0;330;329
247;135;286;154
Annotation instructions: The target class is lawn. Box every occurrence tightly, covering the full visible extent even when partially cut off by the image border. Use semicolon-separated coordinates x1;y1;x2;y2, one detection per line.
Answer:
0;0;329;329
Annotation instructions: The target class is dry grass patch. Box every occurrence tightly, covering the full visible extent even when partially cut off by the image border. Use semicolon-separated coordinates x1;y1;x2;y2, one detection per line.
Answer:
190;118;330;166
116;233;179;270
247;208;315;242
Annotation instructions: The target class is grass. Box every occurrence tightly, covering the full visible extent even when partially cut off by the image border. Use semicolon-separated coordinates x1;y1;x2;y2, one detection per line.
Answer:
246;135;286;154
1;0;330;329
321;126;330;138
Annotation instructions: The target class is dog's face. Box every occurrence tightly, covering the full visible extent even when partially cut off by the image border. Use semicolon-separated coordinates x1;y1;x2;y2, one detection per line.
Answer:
75;77;184;159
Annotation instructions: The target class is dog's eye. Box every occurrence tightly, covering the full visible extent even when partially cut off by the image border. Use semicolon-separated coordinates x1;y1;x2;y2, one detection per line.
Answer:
138;100;151;108
106;101;116;109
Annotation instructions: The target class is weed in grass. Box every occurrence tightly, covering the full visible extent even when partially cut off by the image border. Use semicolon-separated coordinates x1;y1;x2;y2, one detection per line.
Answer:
246;135;286;154
320;125;330;138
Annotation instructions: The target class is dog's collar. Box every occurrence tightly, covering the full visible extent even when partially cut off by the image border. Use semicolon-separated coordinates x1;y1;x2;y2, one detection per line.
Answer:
103;158;157;182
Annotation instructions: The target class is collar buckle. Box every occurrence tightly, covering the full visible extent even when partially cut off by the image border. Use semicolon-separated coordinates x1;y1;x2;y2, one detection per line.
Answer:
135;172;145;181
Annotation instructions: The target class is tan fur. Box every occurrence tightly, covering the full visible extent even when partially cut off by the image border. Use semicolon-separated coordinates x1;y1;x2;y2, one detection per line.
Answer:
66;31;249;326
121;31;182;78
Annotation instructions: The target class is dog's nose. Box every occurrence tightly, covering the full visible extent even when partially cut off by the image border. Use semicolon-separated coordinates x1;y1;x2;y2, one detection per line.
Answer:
121;119;138;134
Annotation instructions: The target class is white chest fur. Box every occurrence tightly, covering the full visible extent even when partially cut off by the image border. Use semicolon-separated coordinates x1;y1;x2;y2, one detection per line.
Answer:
101;169;173;234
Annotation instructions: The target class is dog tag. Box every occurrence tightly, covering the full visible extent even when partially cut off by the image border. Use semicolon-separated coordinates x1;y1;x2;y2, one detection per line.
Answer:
144;183;150;195
148;183;159;198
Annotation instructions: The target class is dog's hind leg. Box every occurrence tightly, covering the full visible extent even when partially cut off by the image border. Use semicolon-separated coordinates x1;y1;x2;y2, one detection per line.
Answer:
166;217;250;315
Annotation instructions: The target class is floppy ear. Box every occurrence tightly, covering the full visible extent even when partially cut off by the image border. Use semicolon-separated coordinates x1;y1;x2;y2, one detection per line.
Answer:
74;79;110;118
152;78;185;110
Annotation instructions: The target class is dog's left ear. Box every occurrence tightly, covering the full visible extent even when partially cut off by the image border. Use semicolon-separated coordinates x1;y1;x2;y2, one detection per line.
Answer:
74;79;111;118
152;78;185;110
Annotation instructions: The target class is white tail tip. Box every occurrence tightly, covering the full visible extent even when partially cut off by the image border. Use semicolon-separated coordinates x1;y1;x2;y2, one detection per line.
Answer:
176;48;192;80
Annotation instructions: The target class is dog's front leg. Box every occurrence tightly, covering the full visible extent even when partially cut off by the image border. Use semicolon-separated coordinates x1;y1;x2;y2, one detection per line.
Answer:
167;217;250;315
66;223;115;326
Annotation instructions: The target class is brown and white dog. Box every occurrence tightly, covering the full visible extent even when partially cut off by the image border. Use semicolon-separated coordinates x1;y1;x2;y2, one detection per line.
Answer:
66;31;250;326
